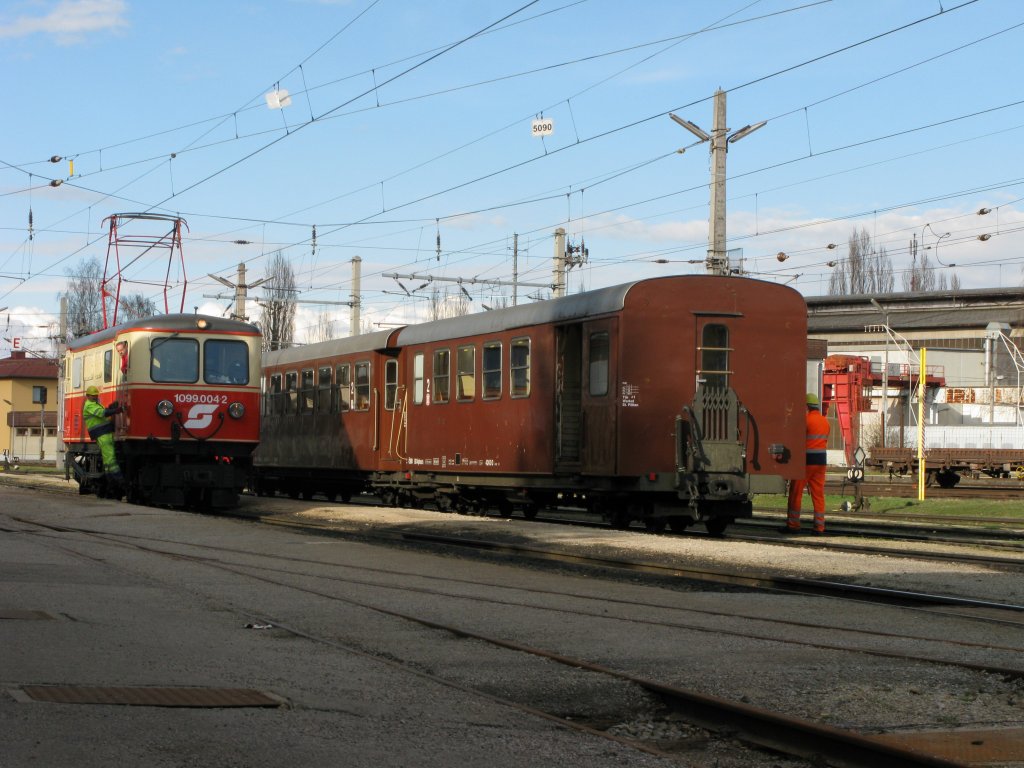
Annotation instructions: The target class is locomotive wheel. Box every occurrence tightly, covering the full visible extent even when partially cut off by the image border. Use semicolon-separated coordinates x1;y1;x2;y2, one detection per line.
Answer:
704;517;731;537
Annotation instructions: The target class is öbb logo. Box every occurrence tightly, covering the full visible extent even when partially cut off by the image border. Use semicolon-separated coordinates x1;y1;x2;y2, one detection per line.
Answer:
183;403;220;430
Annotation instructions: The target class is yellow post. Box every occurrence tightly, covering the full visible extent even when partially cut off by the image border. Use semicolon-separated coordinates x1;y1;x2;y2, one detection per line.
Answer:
917;348;927;501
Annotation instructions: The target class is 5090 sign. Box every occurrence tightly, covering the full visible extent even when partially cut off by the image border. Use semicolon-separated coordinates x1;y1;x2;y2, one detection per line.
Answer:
531;118;554;137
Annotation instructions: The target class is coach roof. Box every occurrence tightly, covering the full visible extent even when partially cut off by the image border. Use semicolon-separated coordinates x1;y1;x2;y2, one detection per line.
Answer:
394;281;636;346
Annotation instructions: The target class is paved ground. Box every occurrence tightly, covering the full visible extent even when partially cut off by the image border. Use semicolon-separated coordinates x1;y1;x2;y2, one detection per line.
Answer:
4;474;1024;768
1;484;675;768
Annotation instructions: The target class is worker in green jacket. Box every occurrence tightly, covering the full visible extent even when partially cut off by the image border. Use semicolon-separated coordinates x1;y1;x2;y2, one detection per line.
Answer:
83;385;123;482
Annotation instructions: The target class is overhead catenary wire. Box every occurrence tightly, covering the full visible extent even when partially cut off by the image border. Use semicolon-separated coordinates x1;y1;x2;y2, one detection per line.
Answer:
2;0;1018;321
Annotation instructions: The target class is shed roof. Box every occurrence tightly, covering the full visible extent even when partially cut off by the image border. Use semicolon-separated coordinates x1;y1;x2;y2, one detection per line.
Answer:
0;352;58;380
806;287;1024;334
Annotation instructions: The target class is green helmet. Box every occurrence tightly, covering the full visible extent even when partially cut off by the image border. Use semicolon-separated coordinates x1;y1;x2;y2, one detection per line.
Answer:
806;392;820;407
86;385;100;396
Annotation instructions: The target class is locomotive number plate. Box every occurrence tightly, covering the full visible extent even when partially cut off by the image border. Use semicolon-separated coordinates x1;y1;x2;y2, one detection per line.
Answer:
174;393;228;405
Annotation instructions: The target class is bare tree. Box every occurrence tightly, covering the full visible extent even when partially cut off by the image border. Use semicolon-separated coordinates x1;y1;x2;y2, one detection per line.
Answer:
59;257;104;337
307;311;337;344
119;293;158;320
829;227;895;295
258;251;297;351
427;287;471;320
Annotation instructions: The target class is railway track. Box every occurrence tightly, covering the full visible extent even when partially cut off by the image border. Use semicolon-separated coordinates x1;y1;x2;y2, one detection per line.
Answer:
14;511;1005;768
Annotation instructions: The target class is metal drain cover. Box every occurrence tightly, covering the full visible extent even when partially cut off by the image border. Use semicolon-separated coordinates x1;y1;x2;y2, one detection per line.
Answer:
20;685;282;708
874;728;1024;763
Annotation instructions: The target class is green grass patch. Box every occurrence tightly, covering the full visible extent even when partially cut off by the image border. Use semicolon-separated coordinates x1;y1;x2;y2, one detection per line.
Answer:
753;493;1024;519
1;464;63;476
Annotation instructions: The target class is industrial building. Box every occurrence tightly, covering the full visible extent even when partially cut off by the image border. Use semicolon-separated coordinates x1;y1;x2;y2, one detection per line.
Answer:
807;286;1024;464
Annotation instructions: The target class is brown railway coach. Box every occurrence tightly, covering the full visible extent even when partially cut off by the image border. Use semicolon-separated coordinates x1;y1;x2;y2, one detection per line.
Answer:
253;275;808;534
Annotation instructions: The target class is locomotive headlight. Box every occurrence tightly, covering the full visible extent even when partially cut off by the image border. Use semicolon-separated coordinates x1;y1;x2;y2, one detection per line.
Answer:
156;400;174;417
228;401;245;419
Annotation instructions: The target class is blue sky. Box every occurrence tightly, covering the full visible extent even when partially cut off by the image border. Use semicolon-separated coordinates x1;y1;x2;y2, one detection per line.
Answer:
2;0;1022;352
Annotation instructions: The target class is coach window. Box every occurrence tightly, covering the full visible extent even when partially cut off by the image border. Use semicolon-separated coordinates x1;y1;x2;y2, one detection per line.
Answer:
354;362;371;411
84;351;100;384
433;349;450;404
285;371;298;414
72;356;83;389
151;337;199;383
588;332;609;396
300;369;315;413
204;339;249;385
510;337;530;398
384;359;399;410
317;366;332;412
412;353;424;405
103;350;113;383
698;324;731;389
482;342;501;400
457;345;475;401
268;373;283;416
334;364;351;413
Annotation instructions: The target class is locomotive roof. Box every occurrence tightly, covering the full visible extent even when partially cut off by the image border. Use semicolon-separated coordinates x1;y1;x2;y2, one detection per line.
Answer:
67;314;260;351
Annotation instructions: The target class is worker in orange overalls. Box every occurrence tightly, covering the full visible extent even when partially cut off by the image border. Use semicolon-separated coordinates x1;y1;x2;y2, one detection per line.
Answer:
783;393;831;534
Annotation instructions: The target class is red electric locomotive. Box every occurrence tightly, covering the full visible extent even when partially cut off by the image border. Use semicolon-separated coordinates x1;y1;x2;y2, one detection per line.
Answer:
253;275;807;533
63;314;262;508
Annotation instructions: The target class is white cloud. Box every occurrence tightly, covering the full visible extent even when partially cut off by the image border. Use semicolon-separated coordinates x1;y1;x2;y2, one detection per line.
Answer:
0;0;128;44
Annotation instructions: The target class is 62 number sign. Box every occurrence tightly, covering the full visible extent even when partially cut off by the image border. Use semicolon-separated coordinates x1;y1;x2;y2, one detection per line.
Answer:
531;118;554;138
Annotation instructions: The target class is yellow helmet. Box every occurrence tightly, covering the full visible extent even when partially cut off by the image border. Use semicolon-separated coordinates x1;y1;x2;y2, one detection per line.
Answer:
86;385;100;396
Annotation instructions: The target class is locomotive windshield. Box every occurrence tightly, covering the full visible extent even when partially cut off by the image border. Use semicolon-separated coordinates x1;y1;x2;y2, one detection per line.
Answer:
151;338;199;383
205;339;250;385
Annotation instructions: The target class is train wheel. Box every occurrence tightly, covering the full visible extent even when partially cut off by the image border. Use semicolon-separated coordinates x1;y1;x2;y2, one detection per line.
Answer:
935;470;960;489
609;510;631;530
497;499;514;518
667;516;692;533
521;503;538;520
704;518;731;537
644;518;667;533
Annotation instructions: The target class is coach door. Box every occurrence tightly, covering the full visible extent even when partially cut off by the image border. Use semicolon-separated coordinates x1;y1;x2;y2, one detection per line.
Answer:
377;354;406;464
581;319;618;474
